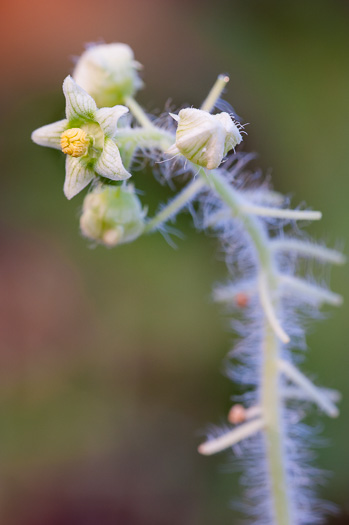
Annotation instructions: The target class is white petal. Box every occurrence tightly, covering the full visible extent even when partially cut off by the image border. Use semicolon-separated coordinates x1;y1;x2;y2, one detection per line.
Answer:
95;106;129;138
31;119;68;150
63;76;97;122
175;108;226;169
95;138;131;181
169;112;179;122
64;156;95;200
215;113;242;155
165;144;180;156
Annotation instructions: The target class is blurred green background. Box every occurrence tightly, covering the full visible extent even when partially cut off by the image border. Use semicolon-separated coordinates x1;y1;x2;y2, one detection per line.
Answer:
1;0;348;523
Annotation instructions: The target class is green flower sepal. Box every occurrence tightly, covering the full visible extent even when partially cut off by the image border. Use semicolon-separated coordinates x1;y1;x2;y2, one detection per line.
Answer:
31;76;131;199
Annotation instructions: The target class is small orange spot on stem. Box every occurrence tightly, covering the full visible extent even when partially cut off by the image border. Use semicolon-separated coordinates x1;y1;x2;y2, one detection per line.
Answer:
228;404;247;424
236;292;249;308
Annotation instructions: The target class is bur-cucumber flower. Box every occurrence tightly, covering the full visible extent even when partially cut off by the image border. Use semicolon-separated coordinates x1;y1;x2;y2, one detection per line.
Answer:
167;108;243;169
73;43;143;107
31;76;131;199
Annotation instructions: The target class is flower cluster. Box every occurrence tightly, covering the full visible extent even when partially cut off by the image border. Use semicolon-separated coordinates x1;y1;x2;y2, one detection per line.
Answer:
32;43;243;241
31;42;343;525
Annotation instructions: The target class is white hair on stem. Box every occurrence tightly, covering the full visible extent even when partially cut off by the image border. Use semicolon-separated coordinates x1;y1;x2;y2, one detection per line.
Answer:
98;68;343;525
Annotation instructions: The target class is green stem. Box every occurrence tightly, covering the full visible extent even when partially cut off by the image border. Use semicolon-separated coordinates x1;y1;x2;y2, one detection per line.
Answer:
262;322;293;525
124;98;292;525
201;170;273;272
144;177;205;233
201;74;230;113
125;96;156;129
201;169;292;524
116;127;173;151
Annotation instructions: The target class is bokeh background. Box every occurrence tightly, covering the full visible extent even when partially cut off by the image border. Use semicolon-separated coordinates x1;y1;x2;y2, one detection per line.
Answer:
1;0;348;523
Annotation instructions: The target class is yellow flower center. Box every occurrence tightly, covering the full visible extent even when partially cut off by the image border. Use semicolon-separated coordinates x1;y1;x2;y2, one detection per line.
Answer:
60;128;90;157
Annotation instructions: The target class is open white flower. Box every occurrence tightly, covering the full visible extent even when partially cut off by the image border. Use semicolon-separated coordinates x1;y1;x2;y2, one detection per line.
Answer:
73;43;143;107
32;76;131;199
167;108;242;169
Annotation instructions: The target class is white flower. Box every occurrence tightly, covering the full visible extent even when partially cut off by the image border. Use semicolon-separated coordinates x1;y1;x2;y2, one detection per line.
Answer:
73;43;143;107
80;184;145;246
32;76;131;199
167;108;242;169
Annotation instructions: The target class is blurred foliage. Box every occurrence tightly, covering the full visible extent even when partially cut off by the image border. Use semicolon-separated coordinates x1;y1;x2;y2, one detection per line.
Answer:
1;0;349;523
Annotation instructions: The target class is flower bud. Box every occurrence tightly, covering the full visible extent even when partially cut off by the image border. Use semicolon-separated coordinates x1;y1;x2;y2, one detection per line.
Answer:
168;108;242;169
80;185;145;246
73;43;143;107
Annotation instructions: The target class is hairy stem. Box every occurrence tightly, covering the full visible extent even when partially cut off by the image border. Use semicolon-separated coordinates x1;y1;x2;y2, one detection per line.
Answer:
279;274;343;306
144;177;205;233
241;202;322;221
259;271;290;343
127;99;294;525
262;324;293;525
200;169;274;271
199;418;264;455
201;168;293;525
116;126;173;152
271;237;346;265
278;359;339;417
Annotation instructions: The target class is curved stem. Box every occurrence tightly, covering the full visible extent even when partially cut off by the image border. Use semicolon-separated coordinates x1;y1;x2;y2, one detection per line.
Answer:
259;272;290;343
199;169;274;270
144;177;205;233
125;98;294;525
201;169;293;524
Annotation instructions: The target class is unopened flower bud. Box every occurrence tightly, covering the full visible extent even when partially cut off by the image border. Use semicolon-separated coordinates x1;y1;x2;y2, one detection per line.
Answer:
167;108;242;169
73;43;143;107
80;185;145;246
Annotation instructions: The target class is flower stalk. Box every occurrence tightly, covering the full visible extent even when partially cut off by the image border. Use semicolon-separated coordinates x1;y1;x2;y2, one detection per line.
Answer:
198;418;265;456
262;322;293;525
124;96;155;129
278;359;339;418
200;74;230;112
143;177;205;233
